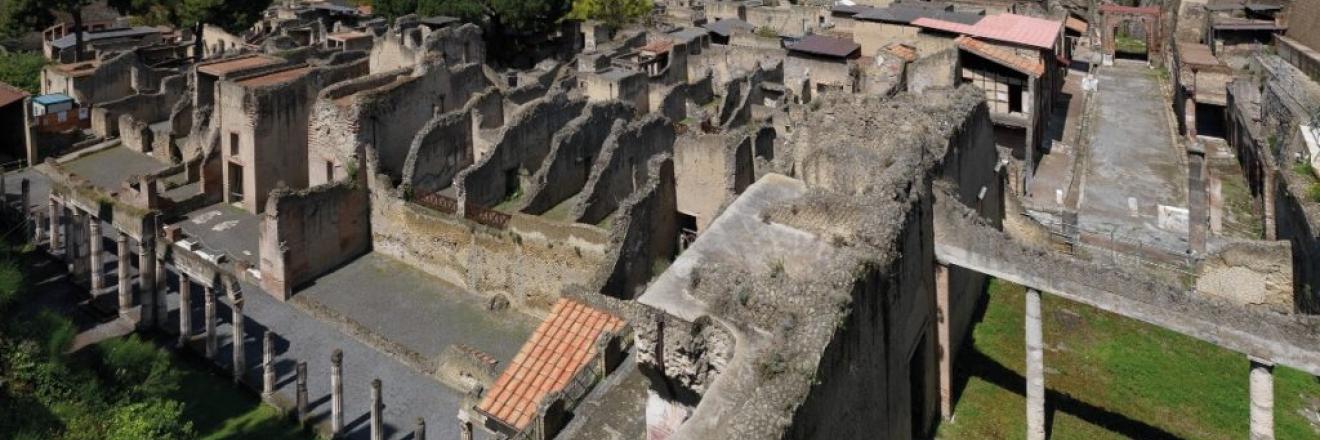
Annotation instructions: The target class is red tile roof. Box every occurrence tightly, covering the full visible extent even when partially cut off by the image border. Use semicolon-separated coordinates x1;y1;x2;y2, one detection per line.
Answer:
914;13;1063;50
884;42;918;62
1065;16;1089;34
0;82;29;108
957;36;1045;77
476;299;625;431
642;39;674;54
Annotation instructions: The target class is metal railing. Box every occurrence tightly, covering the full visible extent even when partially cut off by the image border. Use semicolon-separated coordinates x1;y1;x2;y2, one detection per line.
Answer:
412;190;512;230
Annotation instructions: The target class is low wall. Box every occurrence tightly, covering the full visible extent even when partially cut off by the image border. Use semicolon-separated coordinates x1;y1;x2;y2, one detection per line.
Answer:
258;181;372;299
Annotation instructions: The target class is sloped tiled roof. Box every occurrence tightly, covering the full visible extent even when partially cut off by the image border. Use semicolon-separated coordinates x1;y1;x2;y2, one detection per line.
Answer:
476;299;625;431
957;36;1045;77
884;42;918;62
0;82;29;108
914;13;1062;49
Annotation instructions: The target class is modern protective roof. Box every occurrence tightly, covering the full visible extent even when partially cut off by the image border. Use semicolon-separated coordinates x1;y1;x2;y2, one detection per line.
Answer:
914;13;1062;50
50;26;160;50
855;5;983;25
703;18;754;37
786;34;860;58
32;94;74;106
476;298;624;431
197;54;284;77
234;66;312;87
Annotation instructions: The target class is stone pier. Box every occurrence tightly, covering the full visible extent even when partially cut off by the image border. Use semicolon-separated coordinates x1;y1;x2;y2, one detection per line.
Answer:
263;331;275;399
117;233;131;316
230;288;245;384
69;211;88;284
414;417;426;440
155;257;167;330
178;278;192;347
370;378;384;440
47;197;60;250
1250;357;1275;440
1025;288;1045;440
935;263;951;419
138;237;156;328
297;361;309;423
205;284;217;359
88;217;103;293
331;349;344;436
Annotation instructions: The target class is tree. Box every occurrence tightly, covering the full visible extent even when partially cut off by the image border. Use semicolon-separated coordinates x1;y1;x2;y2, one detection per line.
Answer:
105;399;194;440
566;0;652;31
0;0;55;39
414;0;572;36
47;0;94;61
374;0;418;21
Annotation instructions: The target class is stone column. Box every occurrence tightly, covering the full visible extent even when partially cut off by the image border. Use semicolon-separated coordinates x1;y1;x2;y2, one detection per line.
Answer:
204;284;217;359
230;290;245;384
1025;288;1045;440
459;416;473;440
935;263;952;420
262;331;275;399
33;211;45;244
331;349;344;436
138;237;157;328
20;178;29;233
296;361;309;423
370;378;384;440
88;217;104;294
47;197;60;251
155;257;167;330
69;211;88;284
117;233;132;317
63;207;75;265
1250;357;1275;440
414;418;426;440
178;278;192;347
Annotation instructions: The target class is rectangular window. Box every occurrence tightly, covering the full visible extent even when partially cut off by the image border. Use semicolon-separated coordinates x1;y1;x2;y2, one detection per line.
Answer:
229;132;240;157
325;160;335;181
1008;83;1024;114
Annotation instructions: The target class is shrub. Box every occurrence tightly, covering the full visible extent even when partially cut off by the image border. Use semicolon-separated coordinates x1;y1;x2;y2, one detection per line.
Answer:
105;399;194;440
0;52;46;94
99;336;182;399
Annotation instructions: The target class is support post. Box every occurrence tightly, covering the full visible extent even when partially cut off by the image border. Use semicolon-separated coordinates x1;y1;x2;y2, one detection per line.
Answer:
262;331;275;398
331;349;344;436
296;361;309;424
138;237;156;328
178;278;192;347
155;257;167;330
117;233;132;316
204;284;217;359
414;418;426;440
1250;357;1275;440
1025;288;1045;440
69;211;88;284
88;217;103;293
33;211;45;244
935;263;952;420
48;197;60;251
370;378;383;440
230;288;245;384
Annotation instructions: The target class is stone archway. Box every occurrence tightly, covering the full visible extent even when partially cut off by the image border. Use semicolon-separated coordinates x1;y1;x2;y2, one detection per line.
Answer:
1100;4;1163;66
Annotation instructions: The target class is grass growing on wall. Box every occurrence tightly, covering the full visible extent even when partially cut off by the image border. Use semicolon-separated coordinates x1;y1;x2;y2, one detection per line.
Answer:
938;279;1320;440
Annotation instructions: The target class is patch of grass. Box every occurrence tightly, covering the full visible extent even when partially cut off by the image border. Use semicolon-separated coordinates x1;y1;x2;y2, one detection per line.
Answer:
939;279;1320;440
1295;162;1316;178
1115;35;1148;55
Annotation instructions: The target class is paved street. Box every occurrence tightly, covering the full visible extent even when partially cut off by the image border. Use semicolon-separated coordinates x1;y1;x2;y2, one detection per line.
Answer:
1079;62;1190;255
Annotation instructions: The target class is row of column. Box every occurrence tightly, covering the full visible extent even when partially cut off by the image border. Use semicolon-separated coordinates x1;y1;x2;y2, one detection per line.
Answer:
933;266;1278;440
46;196;162;328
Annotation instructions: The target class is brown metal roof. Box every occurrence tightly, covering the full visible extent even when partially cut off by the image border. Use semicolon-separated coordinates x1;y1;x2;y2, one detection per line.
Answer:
787;35;860;58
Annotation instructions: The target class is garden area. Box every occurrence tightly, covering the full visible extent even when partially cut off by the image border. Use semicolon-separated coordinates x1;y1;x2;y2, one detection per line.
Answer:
0;229;310;439
938;280;1320;440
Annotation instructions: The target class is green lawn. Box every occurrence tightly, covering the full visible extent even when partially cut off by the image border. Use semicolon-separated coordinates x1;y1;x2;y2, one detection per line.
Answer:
938;280;1320;440
169;352;310;440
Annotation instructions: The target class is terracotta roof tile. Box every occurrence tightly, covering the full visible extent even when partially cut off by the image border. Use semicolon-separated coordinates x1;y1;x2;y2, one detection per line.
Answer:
956;36;1045;77
884;43;918;62
914;13;1063;49
475;298;626;431
0;82;29;108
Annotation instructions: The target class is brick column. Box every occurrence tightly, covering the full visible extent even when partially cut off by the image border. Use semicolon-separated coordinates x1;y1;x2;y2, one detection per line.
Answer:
935;263;952;420
117;233;132;317
1025;288;1045;440
263;331;275;399
1250;357;1275;440
47;197;60;251
178;278;192;347
414;417;426;440
138;237;157;328
230;289;245;384
204;284;217;359
370;378;383;440
88;217;103;293
296;361;309;424
331;349;344;436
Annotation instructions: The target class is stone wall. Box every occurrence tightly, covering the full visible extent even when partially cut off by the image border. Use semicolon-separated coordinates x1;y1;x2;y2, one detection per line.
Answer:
520;102;634;214
369;23;485;73
258;180;372;299
785;53;855;93
42;51;145;106
572;114;677;224
907;48;959;93
1197;240;1295;313
400;110;472;196
675;133;753;232
91;73;186;138
687;45;785;90
456;92;588;208
594;154;679;300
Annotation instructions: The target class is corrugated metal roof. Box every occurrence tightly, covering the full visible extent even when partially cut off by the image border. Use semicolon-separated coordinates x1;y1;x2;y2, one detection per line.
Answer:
32;94;74;106
915;13;1062;50
855;5;982;25
50;26;161;50
0;82;28;108
704;18;754;37
787;34;860;58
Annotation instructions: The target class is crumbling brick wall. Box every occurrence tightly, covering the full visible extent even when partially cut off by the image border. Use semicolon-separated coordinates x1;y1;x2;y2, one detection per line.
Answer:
1197;240;1295;313
258;180;371;299
456;92;587;208
42;51;146;106
572;113;677;224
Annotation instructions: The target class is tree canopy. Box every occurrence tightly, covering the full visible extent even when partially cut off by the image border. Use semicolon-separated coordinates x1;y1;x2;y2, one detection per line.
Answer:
566;0;652;30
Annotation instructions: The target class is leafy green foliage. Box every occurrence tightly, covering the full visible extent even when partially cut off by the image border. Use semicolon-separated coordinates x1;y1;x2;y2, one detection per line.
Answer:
105;399;194;440
566;0;652;30
99;336;183;399
0;51;45;94
375;0;418;20
0;0;55;39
